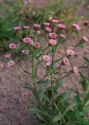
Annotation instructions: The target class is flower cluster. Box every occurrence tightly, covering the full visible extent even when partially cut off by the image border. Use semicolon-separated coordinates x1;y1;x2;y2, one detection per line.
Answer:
4;19;88;71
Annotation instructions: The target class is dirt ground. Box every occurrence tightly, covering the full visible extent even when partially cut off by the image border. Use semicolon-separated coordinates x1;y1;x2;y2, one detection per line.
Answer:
0;61;39;125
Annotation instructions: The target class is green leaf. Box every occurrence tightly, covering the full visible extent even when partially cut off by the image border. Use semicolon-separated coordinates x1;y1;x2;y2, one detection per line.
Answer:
54;79;64;92
22;83;33;91
73;95;82;111
53;115;60;122
76;41;84;48
29;107;41;115
58;91;71;104
83;93;89;106
63;103;76;118
80;72;88;91
83;56;89;64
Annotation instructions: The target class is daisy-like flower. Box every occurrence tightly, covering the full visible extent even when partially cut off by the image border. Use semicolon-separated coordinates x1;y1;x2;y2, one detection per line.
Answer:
72;23;80;31
66;47;75;56
82;36;88;42
63;57;69;65
43;55;51;62
49;32;57;39
48;39;57;46
7;60;15;67
4;53;11;58
9;43;17;49
84;20;89;26
51;19;59;24
36;30;41;35
22;49;29;55
23;37;33;44
43;55;51;66
46;61;51;66
0;63;4;68
45;26;52;32
44;22;50;27
23;26;30;30
33;42;41;49
33;24;41;31
72;66;79;74
14;26;21;31
60;33;66;39
58;23;66;30
44;23;50;26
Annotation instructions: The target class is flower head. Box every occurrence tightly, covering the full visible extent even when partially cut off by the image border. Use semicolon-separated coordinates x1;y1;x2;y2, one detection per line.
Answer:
43;55;51;62
63;57;69;65
9;43;17;49
0;63;4;68
44;22;50;27
48;39;57;46
33;24;41;31
66;47;75;56
73;66;79;74
45;27;52;32
82;36;88;42
33;42;41;49
51;19;59;24
14;26;21;31
4;53;11;58
22;49;29;55
23;37;33;44
84;20;89;26
72;23;80;31
43;55;51;66
7;60;15;67
23;26;30;30
58;23;66;30
49;33;57;39
60;33;66;39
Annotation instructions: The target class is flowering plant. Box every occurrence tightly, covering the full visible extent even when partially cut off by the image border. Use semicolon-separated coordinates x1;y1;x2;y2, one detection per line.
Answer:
5;18;89;125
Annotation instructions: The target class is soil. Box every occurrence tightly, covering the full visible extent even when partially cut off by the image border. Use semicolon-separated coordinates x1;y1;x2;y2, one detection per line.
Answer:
0;62;39;125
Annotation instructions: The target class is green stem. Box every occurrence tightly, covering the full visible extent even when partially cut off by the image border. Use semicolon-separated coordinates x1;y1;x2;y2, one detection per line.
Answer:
32;54;37;93
50;47;55;105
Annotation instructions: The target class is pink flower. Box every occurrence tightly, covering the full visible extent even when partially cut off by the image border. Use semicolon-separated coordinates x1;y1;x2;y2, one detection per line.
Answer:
45;27;52;32
48;39;57;46
82;36;88;42
58;23;66;30
36;30;41;35
23;26;30;30
73;66;79;74
44;22;50;27
33;42;41;49
63;57;69;65
14;26;21;31
72;23;80;31
51;19;59;24
46;61;51;66
49;33;57;39
0;63;4;68
9;43;17;49
66;47;75;56
22;49;29;55
33;24;41;31
23;37;33;44
60;33;66;39
4;53;11;58
43;55;51;66
43;55;51;62
7;60;15;67
84;20;89;26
